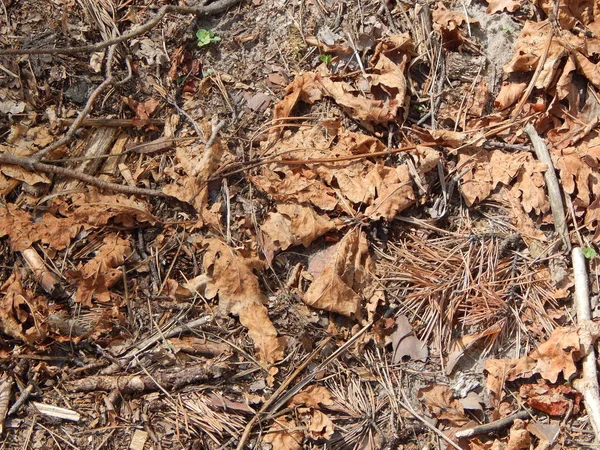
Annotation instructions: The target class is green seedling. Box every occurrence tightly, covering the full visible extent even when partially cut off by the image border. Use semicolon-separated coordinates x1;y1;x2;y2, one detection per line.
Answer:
320;54;333;65
196;29;221;47
582;247;597;259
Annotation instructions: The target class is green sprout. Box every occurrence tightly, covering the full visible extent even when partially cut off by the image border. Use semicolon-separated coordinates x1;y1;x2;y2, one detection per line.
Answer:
320;54;333;65
582;247;597;259
196;29;221;47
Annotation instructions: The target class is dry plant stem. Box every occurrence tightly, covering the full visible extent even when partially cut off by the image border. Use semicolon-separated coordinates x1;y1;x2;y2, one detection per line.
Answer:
0;1;242;56
0;153;166;197
572;247;600;441
455;410;530;438
524;124;570;251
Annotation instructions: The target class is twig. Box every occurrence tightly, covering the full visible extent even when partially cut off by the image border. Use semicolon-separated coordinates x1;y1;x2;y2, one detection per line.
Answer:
455;410;530;438
0;153;166;197
32;45;125;161
0;1;242;56
572;247;600;441
523;124;570;251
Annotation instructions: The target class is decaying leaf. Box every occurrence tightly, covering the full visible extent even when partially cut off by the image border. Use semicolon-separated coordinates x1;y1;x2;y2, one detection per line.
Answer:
289;385;335;409
163;120;227;227
303;228;375;319
200;239;286;363
457;147;549;214
261;203;337;264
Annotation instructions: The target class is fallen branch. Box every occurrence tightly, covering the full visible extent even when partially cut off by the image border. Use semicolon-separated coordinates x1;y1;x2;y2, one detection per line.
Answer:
0;1;242;56
455;410;530;439
63;363;222;393
572;247;600;441
524;124;570;251
0;153;166;197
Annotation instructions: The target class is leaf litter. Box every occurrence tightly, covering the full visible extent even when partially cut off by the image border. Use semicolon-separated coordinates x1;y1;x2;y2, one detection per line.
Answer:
0;0;599;449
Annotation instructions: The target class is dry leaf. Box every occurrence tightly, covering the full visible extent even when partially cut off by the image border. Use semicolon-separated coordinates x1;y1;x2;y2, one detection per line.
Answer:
528;325;600;383
306;409;334;440
200;239;286;363
484;357;536;402
66;233;132;307
494;82;527;110
391;315;428;363
504;21;567;90
418;384;468;425
506;419;531;450
519;380;581;416
263;417;303;450
485;0;521;13
303;228;375;319
289;385;335;409
261;203;336;264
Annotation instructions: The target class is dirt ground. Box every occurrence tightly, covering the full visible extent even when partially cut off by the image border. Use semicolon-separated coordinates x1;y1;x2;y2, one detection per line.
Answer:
1;0;600;449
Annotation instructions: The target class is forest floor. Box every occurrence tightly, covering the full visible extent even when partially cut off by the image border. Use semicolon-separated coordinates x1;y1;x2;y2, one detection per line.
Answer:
1;0;600;449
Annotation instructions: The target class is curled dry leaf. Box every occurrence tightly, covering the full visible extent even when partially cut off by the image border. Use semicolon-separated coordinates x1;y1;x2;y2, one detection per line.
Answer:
260;203;337;264
494;82;527;110
163;120;226;228
200;239;286;364
504;20;568;90
506;419;531;450
304;228;375;319
0;271;48;344
66;233;132;307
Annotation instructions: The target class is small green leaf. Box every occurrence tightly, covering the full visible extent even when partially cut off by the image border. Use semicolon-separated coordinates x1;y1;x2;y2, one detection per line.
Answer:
582;247;597;259
196;29;221;47
320;54;332;65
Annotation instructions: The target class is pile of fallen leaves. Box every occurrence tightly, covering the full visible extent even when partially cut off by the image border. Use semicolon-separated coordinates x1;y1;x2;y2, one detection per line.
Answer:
0;0;600;449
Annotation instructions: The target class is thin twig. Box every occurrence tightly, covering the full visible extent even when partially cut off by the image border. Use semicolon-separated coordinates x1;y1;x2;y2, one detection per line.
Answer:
455;410;531;438
572;247;600;441
0;1;242;56
523;124;570;251
0;153;166;197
